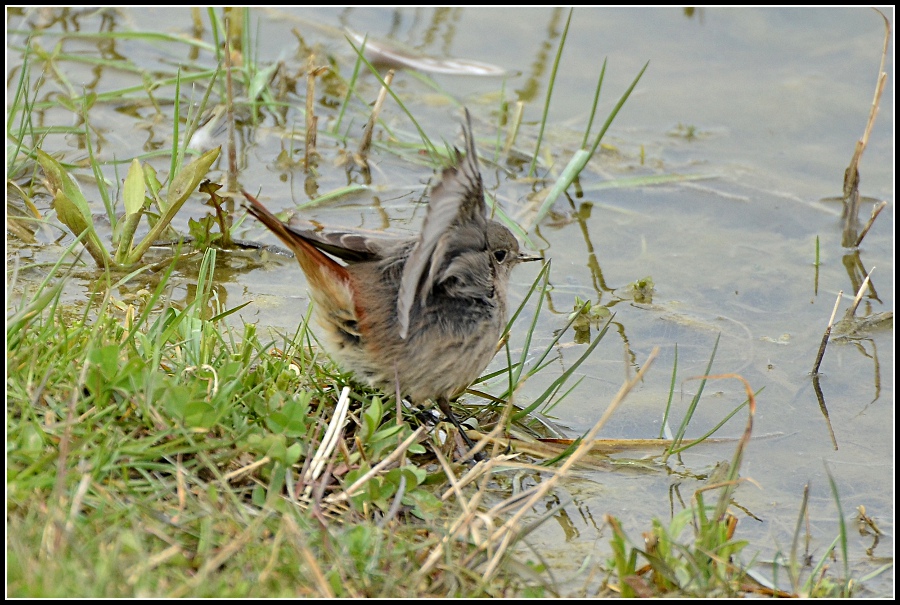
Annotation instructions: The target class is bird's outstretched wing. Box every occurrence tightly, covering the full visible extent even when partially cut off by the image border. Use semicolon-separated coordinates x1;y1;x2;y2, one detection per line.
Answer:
397;109;488;339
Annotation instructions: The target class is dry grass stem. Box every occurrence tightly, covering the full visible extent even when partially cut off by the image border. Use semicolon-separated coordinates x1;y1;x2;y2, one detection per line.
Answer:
841;10;890;247
415;361;655;583
445;456;500;495
432;446;472;515
302;386;351;499
176;456;187;514
224;16;238;193
305;59;328;168
126;544;183;586
845;267;874;318
860;10;891;154
855;200;887;247
690;373;757;497
479;348;659;579
325;425;425;503
222;455;271;483
41;357;92;558
811;290;844;375
502;101;525;157
358;69;394;159
172;514;268;597
299;542;335;597
418;455;526;582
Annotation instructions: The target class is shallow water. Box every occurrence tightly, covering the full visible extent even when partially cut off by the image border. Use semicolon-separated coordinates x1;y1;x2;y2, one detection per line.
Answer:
7;7;893;596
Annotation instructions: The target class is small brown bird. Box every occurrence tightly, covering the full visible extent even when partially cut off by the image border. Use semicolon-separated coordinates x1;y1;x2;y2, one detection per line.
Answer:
244;110;539;452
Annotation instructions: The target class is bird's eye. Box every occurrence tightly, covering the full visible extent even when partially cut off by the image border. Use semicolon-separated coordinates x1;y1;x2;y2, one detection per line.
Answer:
493;249;508;263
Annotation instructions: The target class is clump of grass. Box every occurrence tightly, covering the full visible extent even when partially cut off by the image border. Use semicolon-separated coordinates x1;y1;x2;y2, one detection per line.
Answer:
6;250;539;597
591;361;871;598
598;370;756;597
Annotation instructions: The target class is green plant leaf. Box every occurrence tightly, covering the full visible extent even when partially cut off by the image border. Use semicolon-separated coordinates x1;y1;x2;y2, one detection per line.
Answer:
361;396;383;442
123;158;146;217
114;158;151;263
143;163;164;208
166;146;221;208
126;146;221;264
266;392;312;437
36;149;111;267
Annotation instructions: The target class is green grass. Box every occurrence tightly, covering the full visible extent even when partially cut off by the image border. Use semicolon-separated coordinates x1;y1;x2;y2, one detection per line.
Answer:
6;250;541;597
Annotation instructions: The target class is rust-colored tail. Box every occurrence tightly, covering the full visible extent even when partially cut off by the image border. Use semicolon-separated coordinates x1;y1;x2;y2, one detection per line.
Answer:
242;190;353;300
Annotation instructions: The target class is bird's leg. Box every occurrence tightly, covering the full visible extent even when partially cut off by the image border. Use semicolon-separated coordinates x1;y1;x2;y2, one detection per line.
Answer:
437;396;486;462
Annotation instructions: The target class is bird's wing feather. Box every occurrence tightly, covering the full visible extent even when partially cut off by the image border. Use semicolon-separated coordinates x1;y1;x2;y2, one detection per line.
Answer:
397;109;487;339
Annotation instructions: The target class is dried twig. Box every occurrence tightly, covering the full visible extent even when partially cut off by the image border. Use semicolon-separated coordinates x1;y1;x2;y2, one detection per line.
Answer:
855;200;888;248
302;386;351;499
305;59;328;169
324;425;425;503
224;15;238;194
811;291;843;376
844;267;875;319
809;267;874;377
358;69;394;160
841;10;890;247
479;348;659;579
